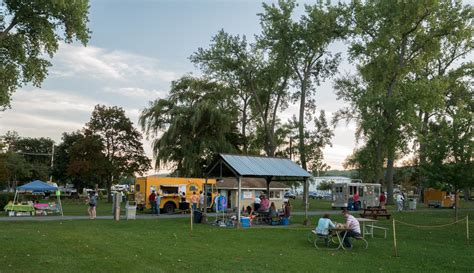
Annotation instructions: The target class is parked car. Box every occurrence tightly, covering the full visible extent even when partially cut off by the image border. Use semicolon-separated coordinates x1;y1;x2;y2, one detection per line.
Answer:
309;191;332;199
284;192;296;199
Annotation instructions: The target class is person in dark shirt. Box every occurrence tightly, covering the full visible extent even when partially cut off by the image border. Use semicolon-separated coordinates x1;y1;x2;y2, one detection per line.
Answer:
149;191;157;214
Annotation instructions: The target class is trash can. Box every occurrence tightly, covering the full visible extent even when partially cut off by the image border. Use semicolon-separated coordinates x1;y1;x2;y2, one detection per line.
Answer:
125;201;137;220
409;198;417;210
193;210;202;223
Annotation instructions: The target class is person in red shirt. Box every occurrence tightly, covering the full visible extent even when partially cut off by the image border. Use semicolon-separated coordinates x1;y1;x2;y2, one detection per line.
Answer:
353;191;360;211
149;191;157;214
379;192;386;209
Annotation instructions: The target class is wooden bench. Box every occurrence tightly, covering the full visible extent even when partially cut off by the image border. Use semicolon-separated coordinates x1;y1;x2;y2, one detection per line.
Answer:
360;208;391;219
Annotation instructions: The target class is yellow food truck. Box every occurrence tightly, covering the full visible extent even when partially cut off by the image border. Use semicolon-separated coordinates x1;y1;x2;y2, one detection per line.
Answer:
135;176;217;213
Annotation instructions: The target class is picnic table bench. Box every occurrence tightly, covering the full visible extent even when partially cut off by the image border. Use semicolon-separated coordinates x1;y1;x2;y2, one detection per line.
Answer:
360;208;391;219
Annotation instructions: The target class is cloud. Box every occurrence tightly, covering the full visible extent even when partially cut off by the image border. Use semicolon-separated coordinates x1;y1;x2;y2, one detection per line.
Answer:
103;87;168;99
49;43;178;83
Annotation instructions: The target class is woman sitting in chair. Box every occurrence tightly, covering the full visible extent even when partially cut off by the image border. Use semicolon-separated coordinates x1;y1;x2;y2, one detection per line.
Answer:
315;214;336;236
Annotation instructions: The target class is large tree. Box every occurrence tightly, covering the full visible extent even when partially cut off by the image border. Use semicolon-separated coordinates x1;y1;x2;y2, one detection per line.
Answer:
140;76;240;177
338;0;472;203
0;0;90;109
259;0;344;170
87;105;150;201
191;30;291;156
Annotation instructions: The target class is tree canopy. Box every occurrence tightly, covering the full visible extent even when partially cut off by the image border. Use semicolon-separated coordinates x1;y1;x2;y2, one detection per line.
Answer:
0;0;90;109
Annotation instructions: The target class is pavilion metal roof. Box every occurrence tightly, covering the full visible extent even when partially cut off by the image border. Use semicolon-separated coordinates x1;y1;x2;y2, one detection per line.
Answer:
217;154;312;178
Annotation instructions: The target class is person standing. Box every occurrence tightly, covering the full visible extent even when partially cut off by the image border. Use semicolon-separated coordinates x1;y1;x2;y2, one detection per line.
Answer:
396;193;404;212
353;191;360;211
190;191;199;211
341;209;361;249
379;192;386;209
87;191;97;220
254;194;261;211
149;190;157;214
155;192;161;215
199;191;205;211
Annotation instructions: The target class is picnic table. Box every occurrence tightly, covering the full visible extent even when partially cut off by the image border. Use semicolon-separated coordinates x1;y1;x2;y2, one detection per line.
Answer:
360;208;391;219
329;227;352;250
4;202;35;216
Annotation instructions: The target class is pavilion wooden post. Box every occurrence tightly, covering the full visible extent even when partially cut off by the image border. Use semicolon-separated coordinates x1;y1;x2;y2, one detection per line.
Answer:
237;176;241;228
266;177;271;200
303;177;310;225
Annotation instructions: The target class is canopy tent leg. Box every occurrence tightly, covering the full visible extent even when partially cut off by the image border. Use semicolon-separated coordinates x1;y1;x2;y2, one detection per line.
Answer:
13;190;18;204
237;176;241;228
57;194;64;216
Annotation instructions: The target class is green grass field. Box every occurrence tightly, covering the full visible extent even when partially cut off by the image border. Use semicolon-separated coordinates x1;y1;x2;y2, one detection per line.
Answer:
1;209;472;273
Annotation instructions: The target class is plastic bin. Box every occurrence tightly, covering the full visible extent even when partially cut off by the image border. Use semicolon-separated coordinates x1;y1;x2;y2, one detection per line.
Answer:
281;217;290;225
241;217;250;228
193;210;202;223
125;201;137;220
408;198;417;210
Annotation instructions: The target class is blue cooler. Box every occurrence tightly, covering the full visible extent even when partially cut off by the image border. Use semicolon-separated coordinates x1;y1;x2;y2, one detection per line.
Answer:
241;217;250;228
281;217;289;225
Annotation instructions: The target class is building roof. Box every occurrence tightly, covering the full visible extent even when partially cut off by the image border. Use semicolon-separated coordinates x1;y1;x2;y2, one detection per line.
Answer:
217;177;290;189
214;154;312;178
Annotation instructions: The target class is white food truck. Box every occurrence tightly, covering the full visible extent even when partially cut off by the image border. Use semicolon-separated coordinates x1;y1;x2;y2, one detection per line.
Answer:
331;180;382;209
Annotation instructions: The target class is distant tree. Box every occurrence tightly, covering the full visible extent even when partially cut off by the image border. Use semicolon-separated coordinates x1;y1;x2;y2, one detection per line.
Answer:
1;151;31;190
317;180;333;191
51;131;83;184
67;133;108;191
0;0;90;109
87;105;151;201
1;131;53;182
140;76;240;177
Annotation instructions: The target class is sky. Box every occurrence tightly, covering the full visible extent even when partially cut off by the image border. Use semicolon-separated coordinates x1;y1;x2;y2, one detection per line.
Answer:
1;0;364;172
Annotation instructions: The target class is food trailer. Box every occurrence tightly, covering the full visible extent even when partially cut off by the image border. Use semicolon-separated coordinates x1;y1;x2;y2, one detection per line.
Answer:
423;188;459;208
331;180;382;209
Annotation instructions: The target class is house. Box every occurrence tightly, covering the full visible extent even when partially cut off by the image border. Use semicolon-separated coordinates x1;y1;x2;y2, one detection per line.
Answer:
216;177;291;211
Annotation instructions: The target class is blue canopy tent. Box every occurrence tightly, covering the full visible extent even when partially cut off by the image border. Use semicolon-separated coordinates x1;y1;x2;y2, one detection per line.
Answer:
13;180;63;216
17;180;57;192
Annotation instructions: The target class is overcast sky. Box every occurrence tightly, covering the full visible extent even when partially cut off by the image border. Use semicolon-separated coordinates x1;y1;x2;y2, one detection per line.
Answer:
0;0;397;172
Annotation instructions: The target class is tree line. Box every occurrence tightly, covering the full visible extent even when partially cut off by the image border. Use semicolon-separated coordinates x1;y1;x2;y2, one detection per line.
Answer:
1;105;150;201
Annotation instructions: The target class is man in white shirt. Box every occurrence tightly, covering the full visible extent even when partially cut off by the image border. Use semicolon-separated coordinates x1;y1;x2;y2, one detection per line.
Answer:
396;193;404;212
254;195;261;211
342;209;361;249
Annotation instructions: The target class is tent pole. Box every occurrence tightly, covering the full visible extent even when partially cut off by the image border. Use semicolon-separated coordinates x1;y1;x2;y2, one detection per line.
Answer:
13;190;18;204
237;176;241;228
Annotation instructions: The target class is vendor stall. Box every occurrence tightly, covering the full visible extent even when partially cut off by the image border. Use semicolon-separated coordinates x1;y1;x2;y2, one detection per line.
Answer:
6;180;64;216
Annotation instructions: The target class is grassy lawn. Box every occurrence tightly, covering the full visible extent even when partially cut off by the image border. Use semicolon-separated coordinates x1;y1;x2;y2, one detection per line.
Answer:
0;210;472;273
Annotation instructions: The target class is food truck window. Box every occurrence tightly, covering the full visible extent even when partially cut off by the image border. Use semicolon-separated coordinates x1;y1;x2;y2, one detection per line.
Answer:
161;186;178;194
359;187;364;197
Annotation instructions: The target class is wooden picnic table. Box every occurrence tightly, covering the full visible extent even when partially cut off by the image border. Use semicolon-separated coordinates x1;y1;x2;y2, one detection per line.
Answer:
360;207;391;219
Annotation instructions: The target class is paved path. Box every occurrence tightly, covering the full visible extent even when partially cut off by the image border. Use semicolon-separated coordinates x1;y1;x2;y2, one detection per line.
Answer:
1;208;471;222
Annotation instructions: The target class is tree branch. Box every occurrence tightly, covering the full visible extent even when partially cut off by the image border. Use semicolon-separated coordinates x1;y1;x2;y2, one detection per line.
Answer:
0;16;18;41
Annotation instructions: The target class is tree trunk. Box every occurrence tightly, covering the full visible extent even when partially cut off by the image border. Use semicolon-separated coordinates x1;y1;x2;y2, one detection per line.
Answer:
298;82;307;206
375;141;384;186
386;156;395;205
242;101;248;153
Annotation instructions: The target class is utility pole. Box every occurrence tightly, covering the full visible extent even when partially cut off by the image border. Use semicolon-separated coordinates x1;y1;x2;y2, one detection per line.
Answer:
49;144;55;183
